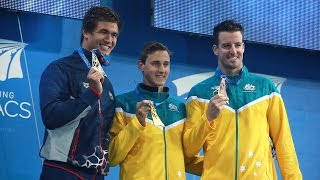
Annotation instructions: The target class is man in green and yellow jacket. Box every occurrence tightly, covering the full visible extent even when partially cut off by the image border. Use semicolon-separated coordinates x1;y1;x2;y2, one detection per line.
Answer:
109;42;202;180
183;20;302;180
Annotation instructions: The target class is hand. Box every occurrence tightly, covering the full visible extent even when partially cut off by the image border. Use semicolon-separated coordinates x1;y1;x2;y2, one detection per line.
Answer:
206;78;229;121
136;100;152;126
87;67;105;96
206;94;229;121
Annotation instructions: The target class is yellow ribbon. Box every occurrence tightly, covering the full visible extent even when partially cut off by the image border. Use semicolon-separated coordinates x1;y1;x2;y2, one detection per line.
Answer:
150;104;164;127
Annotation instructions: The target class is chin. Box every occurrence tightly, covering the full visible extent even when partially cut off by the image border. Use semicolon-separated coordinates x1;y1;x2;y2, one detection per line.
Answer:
97;48;112;55
100;51;111;56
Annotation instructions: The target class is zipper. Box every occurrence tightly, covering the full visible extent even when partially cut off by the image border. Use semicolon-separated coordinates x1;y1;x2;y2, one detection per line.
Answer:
98;100;106;173
163;127;168;180
235;111;239;180
232;85;239;180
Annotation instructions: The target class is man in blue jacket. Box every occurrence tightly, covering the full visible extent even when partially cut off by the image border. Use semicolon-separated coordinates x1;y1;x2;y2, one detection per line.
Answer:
39;6;121;180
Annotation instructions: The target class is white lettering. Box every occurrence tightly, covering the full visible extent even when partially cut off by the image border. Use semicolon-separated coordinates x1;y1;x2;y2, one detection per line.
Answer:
0;104;4;116
0;100;32;119
4;100;18;117
19;102;31;119
0;91;14;99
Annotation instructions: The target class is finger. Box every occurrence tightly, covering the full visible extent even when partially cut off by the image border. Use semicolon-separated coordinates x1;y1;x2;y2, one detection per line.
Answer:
210;96;228;107
136;101;144;109
219;78;227;95
99;75;105;83
137;101;151;111
89;67;99;73
219;79;229;104
91;71;104;81
141;100;152;107
88;68;100;79
211;93;226;101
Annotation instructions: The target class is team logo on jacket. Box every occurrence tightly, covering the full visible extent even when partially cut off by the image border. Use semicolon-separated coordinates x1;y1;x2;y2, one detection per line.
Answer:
243;84;256;92
168;103;179;112
82;82;89;88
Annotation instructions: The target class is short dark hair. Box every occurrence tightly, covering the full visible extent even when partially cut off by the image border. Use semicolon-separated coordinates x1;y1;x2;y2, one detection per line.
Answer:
213;20;244;46
80;6;122;44
139;42;171;64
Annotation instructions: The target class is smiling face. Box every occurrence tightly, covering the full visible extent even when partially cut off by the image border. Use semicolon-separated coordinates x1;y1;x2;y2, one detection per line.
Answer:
138;50;170;87
213;31;245;75
82;21;119;55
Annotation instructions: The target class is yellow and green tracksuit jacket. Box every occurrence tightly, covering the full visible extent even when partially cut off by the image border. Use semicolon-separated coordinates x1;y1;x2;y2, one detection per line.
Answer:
184;67;302;180
109;84;202;180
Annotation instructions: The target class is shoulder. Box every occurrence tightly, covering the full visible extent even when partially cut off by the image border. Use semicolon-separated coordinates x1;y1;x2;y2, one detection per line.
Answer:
247;73;278;93
189;75;219;97
45;53;79;71
115;90;138;105
115;90;140;114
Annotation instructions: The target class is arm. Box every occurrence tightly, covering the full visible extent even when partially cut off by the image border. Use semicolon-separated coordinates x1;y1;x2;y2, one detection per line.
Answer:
184;154;203;176
39;63;100;130
108;101;148;166
183;96;216;158
267;93;302;180
183;79;228;157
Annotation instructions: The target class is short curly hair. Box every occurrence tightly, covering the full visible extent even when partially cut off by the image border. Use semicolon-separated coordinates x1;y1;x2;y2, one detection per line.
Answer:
80;6;122;44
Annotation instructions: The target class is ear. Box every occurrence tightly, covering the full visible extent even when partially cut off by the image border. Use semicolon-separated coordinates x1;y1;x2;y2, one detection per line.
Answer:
138;60;144;71
83;29;89;40
212;44;219;56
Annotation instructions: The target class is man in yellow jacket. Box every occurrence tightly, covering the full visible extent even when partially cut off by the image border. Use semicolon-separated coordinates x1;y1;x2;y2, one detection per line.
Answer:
109;42;202;179
183;20;302;180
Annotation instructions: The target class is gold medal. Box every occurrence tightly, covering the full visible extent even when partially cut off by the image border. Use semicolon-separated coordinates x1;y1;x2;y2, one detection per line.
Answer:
150;104;164;127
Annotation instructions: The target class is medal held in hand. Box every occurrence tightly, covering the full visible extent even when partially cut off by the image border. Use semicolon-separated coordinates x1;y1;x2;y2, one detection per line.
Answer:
91;49;107;77
150;104;164;127
218;77;229;104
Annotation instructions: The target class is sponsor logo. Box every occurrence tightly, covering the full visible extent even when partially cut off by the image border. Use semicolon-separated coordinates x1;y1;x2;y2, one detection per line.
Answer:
0;90;31;119
0;39;32;119
243;84;256;92
0;39;26;81
168;103;179;112
83;82;89;88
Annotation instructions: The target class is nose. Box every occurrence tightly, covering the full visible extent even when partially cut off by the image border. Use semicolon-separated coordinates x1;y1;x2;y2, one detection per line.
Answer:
158;64;165;73
230;45;237;53
104;33;112;42
230;45;237;55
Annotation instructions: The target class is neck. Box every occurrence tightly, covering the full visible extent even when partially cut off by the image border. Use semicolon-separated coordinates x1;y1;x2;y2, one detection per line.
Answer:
220;67;242;76
158;86;163;93
140;83;168;93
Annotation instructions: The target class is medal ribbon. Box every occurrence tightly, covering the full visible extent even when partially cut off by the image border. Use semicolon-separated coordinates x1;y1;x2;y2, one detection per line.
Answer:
135;87;166;127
